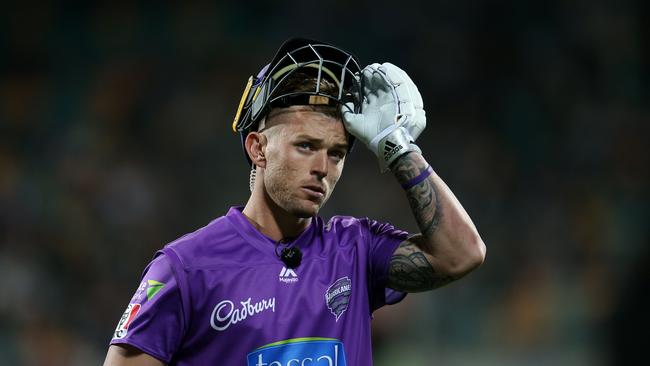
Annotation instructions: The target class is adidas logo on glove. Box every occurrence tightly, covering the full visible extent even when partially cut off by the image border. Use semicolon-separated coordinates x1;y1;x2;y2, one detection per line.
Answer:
383;141;403;161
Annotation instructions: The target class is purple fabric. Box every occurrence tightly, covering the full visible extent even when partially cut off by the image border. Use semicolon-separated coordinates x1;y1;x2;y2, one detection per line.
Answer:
110;206;409;365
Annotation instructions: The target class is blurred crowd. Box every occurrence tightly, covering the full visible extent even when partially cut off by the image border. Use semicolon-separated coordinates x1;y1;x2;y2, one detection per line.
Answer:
1;1;647;365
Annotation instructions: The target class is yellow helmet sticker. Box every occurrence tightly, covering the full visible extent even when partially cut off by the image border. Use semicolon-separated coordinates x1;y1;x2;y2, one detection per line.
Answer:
232;76;254;132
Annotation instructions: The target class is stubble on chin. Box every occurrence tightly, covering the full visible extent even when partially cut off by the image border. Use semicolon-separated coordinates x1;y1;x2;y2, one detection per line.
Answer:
263;163;337;219
264;176;317;219
274;187;325;219
281;187;323;218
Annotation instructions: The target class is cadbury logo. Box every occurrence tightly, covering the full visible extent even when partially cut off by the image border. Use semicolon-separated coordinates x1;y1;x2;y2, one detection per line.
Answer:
210;297;276;331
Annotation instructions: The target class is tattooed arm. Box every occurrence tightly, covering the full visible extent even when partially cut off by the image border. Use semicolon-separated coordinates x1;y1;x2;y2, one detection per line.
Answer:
388;152;486;292
339;62;484;292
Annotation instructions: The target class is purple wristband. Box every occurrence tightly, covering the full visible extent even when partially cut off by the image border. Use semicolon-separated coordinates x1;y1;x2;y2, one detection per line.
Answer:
400;165;433;190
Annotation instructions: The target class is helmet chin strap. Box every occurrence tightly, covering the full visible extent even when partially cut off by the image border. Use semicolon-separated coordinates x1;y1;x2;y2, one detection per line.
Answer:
249;164;256;193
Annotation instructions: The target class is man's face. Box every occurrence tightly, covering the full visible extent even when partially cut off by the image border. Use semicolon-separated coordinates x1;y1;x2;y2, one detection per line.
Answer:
260;106;348;218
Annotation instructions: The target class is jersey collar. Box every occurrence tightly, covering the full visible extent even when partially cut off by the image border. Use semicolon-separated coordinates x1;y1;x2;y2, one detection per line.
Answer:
226;206;319;257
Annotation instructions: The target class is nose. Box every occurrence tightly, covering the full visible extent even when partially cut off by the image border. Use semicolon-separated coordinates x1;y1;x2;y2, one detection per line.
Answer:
310;150;329;180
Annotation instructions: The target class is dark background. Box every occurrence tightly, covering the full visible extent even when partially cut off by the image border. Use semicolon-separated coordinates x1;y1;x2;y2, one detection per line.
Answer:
1;1;647;365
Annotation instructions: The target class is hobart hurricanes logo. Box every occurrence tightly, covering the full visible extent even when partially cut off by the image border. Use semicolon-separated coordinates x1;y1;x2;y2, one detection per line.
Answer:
210;297;276;331
247;338;347;366
325;277;352;321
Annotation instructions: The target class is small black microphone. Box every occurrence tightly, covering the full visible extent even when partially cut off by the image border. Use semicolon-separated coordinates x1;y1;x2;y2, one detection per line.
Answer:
280;247;302;269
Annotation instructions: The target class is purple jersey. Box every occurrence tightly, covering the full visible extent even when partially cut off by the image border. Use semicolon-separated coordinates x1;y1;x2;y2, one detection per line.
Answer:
110;206;409;365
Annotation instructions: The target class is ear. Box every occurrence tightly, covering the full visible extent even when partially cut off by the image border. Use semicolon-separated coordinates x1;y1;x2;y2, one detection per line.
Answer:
244;132;268;168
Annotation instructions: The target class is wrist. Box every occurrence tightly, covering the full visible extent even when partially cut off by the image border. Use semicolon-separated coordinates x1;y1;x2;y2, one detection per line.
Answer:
390;152;431;186
376;127;421;172
389;150;420;171
399;165;433;189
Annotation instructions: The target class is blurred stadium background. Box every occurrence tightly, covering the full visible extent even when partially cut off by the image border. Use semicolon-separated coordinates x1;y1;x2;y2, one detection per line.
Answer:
1;0;647;365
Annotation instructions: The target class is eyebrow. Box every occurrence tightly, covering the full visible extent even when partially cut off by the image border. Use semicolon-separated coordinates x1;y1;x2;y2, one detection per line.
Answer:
293;134;349;150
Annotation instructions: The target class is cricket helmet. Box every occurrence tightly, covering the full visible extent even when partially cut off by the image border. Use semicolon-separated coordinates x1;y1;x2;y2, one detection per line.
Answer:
232;37;363;165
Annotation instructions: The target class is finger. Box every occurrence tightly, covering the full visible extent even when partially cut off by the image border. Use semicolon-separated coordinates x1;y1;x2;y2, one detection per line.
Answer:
340;102;365;134
381;63;422;108
405;109;426;140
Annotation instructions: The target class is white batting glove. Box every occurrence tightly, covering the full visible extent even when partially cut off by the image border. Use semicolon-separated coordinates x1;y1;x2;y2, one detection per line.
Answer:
342;63;426;172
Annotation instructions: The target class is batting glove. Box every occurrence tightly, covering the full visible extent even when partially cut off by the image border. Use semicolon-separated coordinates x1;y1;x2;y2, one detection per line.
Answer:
342;63;426;172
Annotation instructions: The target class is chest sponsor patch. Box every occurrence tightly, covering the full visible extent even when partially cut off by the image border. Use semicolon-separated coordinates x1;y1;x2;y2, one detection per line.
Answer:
247;338;347;366
210;296;276;331
325;277;352;321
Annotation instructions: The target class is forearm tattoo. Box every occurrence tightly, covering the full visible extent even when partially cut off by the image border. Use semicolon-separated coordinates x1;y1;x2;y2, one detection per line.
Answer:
388;153;450;291
392;154;442;236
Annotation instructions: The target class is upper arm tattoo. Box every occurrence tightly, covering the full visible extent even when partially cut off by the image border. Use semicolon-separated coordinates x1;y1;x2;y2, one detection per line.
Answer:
388;237;455;292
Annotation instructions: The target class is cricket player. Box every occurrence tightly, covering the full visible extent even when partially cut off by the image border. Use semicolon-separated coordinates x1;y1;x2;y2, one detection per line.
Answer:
103;38;485;366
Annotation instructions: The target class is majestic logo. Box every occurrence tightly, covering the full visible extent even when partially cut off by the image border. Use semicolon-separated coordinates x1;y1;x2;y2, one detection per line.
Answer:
383;140;403;161
279;266;298;284
114;303;141;339
210;297;276;331
247;338;347;366
325;277;352;321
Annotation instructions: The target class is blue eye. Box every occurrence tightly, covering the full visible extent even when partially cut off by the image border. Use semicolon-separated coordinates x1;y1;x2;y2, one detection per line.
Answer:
296;142;314;151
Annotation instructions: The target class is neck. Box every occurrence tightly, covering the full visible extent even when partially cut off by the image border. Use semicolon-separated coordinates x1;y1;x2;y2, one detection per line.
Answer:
242;185;311;242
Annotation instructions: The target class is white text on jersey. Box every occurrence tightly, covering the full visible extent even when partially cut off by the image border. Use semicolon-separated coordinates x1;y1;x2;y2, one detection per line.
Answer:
279;267;299;284
210;297;275;331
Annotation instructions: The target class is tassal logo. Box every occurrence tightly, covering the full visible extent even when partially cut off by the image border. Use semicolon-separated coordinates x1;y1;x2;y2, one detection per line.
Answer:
247;338;347;366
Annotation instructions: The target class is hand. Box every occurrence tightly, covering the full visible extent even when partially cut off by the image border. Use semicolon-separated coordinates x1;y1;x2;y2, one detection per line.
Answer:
342;62;426;171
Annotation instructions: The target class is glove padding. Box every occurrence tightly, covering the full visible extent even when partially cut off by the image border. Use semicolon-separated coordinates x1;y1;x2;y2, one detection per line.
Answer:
341;62;426;172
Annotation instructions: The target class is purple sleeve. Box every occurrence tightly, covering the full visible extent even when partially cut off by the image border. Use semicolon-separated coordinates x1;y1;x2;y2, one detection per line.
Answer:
365;219;410;312
110;253;184;363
